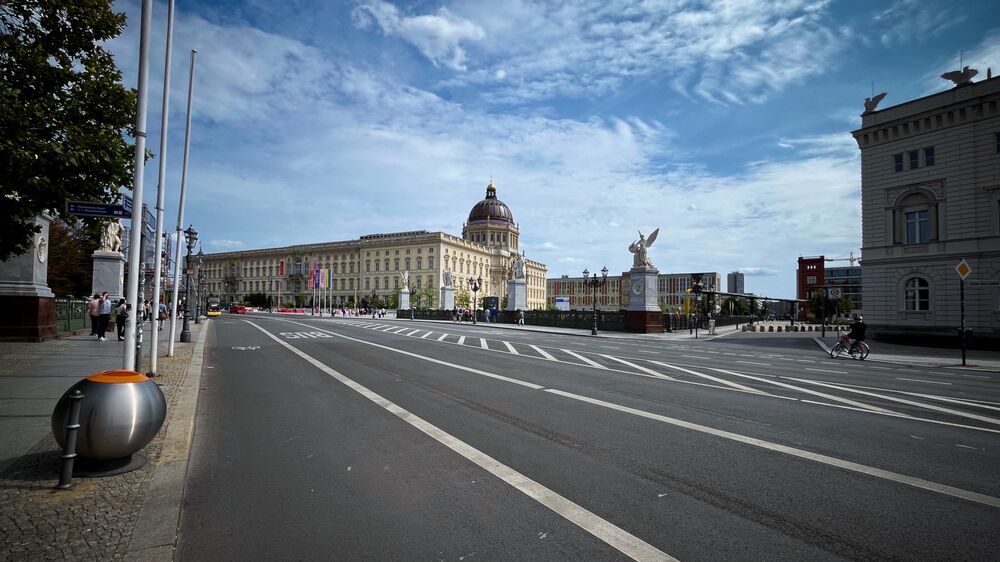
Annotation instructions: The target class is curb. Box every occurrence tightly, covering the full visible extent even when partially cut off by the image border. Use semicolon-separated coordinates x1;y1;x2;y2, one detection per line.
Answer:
811;336;1000;373
125;321;210;561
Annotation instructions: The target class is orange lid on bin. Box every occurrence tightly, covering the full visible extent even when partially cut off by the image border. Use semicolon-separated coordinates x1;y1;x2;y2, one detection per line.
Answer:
86;370;149;384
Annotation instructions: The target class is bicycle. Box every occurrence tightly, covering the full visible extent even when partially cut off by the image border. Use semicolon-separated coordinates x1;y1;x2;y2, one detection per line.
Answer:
829;340;870;360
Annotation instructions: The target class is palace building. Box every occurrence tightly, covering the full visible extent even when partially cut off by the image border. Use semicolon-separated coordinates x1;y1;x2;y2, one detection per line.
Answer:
199;180;547;310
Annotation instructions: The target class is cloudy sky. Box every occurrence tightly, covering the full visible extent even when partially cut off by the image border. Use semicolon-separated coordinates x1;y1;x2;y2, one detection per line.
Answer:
107;0;1000;298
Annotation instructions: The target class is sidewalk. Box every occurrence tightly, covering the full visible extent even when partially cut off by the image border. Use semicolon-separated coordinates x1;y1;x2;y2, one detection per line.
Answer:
811;335;1000;372
0;318;208;561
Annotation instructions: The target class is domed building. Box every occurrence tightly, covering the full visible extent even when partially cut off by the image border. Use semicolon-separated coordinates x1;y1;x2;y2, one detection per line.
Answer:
200;179;547;311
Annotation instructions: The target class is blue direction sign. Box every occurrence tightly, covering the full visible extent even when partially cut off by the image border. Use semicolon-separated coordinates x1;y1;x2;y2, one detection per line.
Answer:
122;196;156;228
65;201;128;218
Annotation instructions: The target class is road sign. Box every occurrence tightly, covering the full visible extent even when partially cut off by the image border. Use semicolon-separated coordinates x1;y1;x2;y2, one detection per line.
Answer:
827;287;842;299
122;196;156;227
65;201;127;218
955;259;972;280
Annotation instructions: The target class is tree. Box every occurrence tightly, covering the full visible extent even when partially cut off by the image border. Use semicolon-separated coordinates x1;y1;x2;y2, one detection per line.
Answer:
837;296;854;316
46;217;99;296
455;287;470;308
419;286;437;309
1;1;136;261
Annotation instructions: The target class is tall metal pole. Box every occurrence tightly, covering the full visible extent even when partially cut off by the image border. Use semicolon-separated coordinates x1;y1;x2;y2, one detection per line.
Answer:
168;50;197;356
960;279;967;366
123;0;153;371
149;0;175;375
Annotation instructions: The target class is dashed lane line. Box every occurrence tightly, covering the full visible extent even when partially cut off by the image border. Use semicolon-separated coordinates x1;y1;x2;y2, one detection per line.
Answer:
896;378;951;385
562;349;607;369
806;368;846;374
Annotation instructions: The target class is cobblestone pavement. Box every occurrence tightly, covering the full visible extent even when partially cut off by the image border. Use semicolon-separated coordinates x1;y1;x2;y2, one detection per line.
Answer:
0;340;196;561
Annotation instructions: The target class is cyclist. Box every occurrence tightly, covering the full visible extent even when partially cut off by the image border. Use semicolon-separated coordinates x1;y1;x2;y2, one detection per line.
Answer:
839;314;867;352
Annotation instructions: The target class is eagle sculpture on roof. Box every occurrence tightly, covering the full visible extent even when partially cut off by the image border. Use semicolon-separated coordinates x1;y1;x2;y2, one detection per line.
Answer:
941;66;978;87
863;92;887;114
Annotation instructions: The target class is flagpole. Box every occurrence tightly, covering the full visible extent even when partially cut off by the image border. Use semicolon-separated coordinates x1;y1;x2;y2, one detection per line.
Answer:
168;49;197;356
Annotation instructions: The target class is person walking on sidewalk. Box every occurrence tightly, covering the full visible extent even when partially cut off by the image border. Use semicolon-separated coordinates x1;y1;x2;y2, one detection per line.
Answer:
87;294;100;335
96;292;112;341
116;299;129;340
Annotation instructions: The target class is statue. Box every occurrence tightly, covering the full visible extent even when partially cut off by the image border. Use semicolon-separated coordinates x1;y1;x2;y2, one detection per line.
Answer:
628;228;659;269
512;251;526;279
863;92;887;114
99;220;123;253
400;269;409;290
941;66;978;87
443;267;454;287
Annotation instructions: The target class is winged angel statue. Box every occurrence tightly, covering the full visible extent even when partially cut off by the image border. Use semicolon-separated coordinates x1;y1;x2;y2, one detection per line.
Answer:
629;228;659;269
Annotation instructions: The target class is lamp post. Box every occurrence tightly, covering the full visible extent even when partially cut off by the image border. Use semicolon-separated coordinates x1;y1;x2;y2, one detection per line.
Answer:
468;275;482;324
371;289;377;318
583;266;608;335
194;249;203;324
179;225;197;342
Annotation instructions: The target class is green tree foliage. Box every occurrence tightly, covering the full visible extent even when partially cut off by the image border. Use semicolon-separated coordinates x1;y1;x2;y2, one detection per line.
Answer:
419;286;436;309
837;296;854;316
1;1;136;261
244;292;268;307
455;287;470;308
46;217;100;296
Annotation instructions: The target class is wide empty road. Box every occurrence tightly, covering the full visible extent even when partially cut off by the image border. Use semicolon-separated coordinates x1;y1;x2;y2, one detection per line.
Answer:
177;315;1000;561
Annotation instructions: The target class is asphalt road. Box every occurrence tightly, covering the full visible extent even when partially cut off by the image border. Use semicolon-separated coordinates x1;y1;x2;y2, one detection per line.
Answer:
176;315;1000;561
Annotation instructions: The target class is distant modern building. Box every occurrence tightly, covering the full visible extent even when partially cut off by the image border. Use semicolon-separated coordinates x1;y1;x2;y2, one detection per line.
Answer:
727;271;745;294
546;271;721;314
200;180;547;309
796;256;863;320
851;72;1000;345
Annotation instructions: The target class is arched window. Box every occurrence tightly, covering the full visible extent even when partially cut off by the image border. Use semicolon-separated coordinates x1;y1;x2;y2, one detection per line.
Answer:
365;278;370;290
405;257;411;271
416;277;422;289
394;258;400;271
383;276;389;289
384;259;389;271
428;258;435;270
374;278;379;289
904;277;930;311
394;277;399;289
375;260;380;272
417;257;423;270
365;260;371;272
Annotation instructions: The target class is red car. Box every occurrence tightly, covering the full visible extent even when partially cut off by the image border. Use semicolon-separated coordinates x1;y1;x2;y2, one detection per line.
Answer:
229;305;249;314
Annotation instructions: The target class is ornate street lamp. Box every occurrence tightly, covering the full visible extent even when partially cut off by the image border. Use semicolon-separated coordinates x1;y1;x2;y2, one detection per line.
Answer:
468;275;483;324
194;248;204;324
583;266;608;335
371;289;377;318
179;225;197;342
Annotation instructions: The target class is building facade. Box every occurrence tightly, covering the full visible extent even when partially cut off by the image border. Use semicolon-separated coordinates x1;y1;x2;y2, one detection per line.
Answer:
796;256;863;320
200;181;547;310
546;271;720;314
727;271;745;294
851;73;1000;344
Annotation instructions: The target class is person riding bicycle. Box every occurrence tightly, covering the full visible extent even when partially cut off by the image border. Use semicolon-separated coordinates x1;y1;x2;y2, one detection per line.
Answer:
839;314;867;352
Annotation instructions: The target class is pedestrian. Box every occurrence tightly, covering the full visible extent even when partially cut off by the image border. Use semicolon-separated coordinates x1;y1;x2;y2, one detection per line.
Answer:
517;309;525;326
96;291;112;341
158;301;167;329
87;293;100;335
116;299;128;340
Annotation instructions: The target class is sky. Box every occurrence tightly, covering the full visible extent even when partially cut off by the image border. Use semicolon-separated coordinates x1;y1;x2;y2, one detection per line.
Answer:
106;0;1000;298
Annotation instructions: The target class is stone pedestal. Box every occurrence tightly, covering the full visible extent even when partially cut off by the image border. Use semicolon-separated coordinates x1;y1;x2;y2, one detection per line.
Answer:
440;286;454;310
506;278;527;311
399;288;411;310
0;214;56;341
92;251;125;301
625;266;662;333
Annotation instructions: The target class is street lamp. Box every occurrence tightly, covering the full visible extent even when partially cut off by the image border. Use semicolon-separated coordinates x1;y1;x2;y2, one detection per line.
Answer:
194;248;204;324
179;225;197;342
468;275;483;324
371;289;377;318
583;266;608;335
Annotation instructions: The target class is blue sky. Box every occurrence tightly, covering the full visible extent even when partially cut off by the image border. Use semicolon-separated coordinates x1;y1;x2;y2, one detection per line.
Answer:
107;0;1000;298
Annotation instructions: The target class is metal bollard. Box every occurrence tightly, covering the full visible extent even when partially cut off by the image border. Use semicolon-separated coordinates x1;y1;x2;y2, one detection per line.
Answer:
56;390;84;489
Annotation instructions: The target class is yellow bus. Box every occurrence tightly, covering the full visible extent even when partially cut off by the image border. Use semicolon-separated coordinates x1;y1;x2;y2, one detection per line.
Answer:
207;297;221;317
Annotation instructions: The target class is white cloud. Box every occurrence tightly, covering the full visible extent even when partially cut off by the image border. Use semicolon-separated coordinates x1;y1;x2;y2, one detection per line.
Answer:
353;0;485;71
210;239;246;251
739;267;779;276
874;0;965;46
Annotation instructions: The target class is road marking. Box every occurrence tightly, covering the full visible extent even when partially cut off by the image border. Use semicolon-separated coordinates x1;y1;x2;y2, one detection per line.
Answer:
246;322;675;562
601;355;674;380
784;377;1000;427
529;345;557;361
896;378;951;385
869;366;892;370
503;341;518;355
710;368;899;415
960;374;991;380
955;444;978;450
681;355;704;360
649;361;759;393
457;336;466;346
406;329;420;336
910;435;924;440
480;338;489;350
543;388;1000;509
421;331;431;339
563;349;607;369
796;360;816;363
806;368;846;374
437;334;448;342
273;319;1000;508
736;361;772;367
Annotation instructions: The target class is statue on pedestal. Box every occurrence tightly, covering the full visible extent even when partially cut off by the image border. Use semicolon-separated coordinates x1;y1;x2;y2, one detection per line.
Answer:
443;267;454;288
99;220;123;253
400;269;409;290
629;228;659;269
512;251;526;279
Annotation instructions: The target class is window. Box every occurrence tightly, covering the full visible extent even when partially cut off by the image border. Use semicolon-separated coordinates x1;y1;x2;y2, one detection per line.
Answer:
375;260;379;272
893;154;903;172
924;146;935;166
905;210;929;243
904;277;929;311
909;150;919;169
417;257;423;270
374;278;379;289
365;278;370;290
428;258;434;270
806;275;817;285
394;258;399;270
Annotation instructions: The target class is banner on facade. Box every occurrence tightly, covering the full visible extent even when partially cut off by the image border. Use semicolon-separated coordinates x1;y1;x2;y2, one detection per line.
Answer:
279;260;285;276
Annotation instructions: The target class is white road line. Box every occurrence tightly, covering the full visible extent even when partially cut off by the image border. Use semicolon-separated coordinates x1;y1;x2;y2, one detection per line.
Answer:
543;388;1000;510
273;319;1000;508
710;368;899;415
421;331;431;339
246;322;675;562
457;336;466;346
503;341;518;355
681;355;704;360
649;361;760;393
529;345;557;361
381;326;396;332
961;374;991;380
955;444;977;450
806;368;847;374
406;330;420;336
784;377;1000;427
796;360;816;363
821;383;1000;412
480;338;489;350
601;355;674;380
910;435;924;440
562;349;608;369
436;334;448;342
896;378;951;385
736;361;772;367
869;366;892;370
